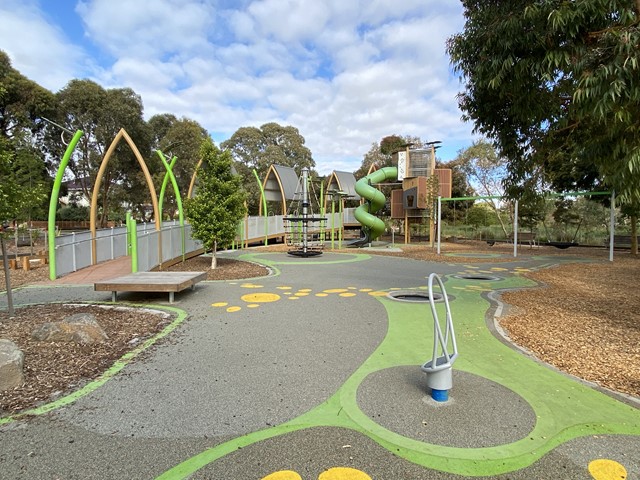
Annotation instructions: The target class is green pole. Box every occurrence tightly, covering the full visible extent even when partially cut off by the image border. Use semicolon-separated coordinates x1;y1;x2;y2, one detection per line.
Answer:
252;169;268;246
126;212;132;256
157;151;185;260
331;195;335;250
47;130;83;280
129;216;138;273
320;181;325;242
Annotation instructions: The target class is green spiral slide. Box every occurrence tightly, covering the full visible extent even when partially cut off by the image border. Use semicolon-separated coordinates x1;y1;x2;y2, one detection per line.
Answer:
352;166;398;246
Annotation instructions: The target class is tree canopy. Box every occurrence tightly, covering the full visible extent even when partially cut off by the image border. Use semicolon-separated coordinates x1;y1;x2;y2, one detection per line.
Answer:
222;123;315;214
447;0;640;205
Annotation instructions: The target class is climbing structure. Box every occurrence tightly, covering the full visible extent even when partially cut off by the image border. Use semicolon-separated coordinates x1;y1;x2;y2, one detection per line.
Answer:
283;168;326;257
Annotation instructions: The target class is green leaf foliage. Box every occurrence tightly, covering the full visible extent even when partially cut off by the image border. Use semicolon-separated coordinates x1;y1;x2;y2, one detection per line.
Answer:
448;1;640;209
184;139;247;251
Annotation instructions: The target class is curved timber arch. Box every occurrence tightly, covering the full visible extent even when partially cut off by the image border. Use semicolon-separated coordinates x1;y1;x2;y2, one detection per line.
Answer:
90;128;160;264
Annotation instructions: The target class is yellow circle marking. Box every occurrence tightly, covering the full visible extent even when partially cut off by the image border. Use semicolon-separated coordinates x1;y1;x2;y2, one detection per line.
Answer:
298;288;312;292
491;267;508;271
316;292;329;297
261;471;302;480
348;286;357;290
240;283;263;288
226;306;241;313
368;291;388;297
294;292;310;297
240;293;281;303
588;459;627;480
339;292;357;297
288;296;300;300
211;302;228;307
276;286;292;290
247;304;260;308
319;467;372;480
359;288;373;292
324;288;348;293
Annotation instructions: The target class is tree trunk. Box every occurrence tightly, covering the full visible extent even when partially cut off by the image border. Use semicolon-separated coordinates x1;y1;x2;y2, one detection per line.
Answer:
211;240;217;269
631;215;638;255
1;235;15;317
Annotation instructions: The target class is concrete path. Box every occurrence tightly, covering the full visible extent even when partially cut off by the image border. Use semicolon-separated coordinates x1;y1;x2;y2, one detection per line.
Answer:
1;250;638;479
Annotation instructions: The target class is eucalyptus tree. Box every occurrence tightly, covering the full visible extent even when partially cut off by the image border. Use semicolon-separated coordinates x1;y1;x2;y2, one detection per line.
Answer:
49;80;151;225
147;114;208;219
222;122;315;214
448;0;640;252
0;51;55;220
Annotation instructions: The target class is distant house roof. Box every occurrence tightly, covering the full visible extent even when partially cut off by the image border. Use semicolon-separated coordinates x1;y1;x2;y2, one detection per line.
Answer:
262;165;300;214
325;170;360;200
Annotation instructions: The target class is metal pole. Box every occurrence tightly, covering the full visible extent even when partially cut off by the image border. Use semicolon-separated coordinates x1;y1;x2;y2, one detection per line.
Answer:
513;200;519;258
437;196;442;255
1;236;14;317
302;168;309;254
609;191;615;262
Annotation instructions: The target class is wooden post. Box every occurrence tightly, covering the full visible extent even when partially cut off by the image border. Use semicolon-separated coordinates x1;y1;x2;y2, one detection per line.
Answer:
22;256;31;271
9;259;17;270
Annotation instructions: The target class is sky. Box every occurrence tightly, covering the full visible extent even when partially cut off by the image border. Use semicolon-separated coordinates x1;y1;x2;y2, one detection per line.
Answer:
0;0;476;175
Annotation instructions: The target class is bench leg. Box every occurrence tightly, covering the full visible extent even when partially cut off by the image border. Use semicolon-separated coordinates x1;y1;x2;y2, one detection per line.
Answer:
112;291;117;302
169;292;174;303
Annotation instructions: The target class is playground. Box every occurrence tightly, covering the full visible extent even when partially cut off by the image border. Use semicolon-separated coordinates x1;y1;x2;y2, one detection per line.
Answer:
1;240;638;479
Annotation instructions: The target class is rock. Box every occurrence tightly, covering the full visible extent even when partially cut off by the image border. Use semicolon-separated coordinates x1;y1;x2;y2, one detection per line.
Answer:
0;339;25;391
31;313;108;345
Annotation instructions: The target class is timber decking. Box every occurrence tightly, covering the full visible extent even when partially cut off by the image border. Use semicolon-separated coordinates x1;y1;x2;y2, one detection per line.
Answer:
94;271;207;303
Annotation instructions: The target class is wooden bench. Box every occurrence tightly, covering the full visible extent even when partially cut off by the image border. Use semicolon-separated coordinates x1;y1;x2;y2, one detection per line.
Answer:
610;234;639;248
94;271;208;303
507;232;538;247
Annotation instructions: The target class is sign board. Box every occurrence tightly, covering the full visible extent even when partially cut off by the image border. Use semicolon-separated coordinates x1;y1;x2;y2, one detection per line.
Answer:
397;151;407;181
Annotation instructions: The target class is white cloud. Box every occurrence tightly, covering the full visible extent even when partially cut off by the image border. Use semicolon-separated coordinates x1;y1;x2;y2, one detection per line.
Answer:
0;0;88;91
2;0;473;175
77;0;216;59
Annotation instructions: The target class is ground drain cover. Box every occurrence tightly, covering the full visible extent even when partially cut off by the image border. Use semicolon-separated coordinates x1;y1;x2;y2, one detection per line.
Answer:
454;274;501;281
386;290;445;303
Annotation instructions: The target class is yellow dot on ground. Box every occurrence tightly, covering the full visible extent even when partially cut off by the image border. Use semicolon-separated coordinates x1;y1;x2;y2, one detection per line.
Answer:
318;467;372;480
368;291;388;297
247;304;260;308
339;292;357;297
491;267;508;271
588;459;627;480
359;288;373;292
211;302;228;307
240;292;281;303
288;296;300;300
240;283;263;288
465;265;479;269
348;286;357;290
315;293;329;297
261;471;302;480
226;306;241;313
324;288;348;293
294;292;310;297
298;288;312;292
277;286;292;290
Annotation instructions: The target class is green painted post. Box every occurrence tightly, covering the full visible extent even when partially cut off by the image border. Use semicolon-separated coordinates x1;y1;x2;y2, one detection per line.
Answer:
157;151;185;261
126;212;132;256
320;182;325;242
129;216;138;273
252;169;268;246
47;130;83;280
331;195;335;250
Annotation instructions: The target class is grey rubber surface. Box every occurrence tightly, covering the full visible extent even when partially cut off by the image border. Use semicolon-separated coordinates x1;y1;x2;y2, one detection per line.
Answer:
1;251;638;479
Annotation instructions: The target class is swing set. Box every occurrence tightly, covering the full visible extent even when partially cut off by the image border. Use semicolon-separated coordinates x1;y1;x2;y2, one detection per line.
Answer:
436;190;616;260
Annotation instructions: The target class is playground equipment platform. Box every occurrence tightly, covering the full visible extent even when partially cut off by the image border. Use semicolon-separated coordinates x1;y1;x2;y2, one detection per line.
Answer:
94;271;207;303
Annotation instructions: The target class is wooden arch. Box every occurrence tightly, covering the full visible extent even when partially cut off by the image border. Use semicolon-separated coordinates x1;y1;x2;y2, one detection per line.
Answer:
90;128;160;264
187;158;203;199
